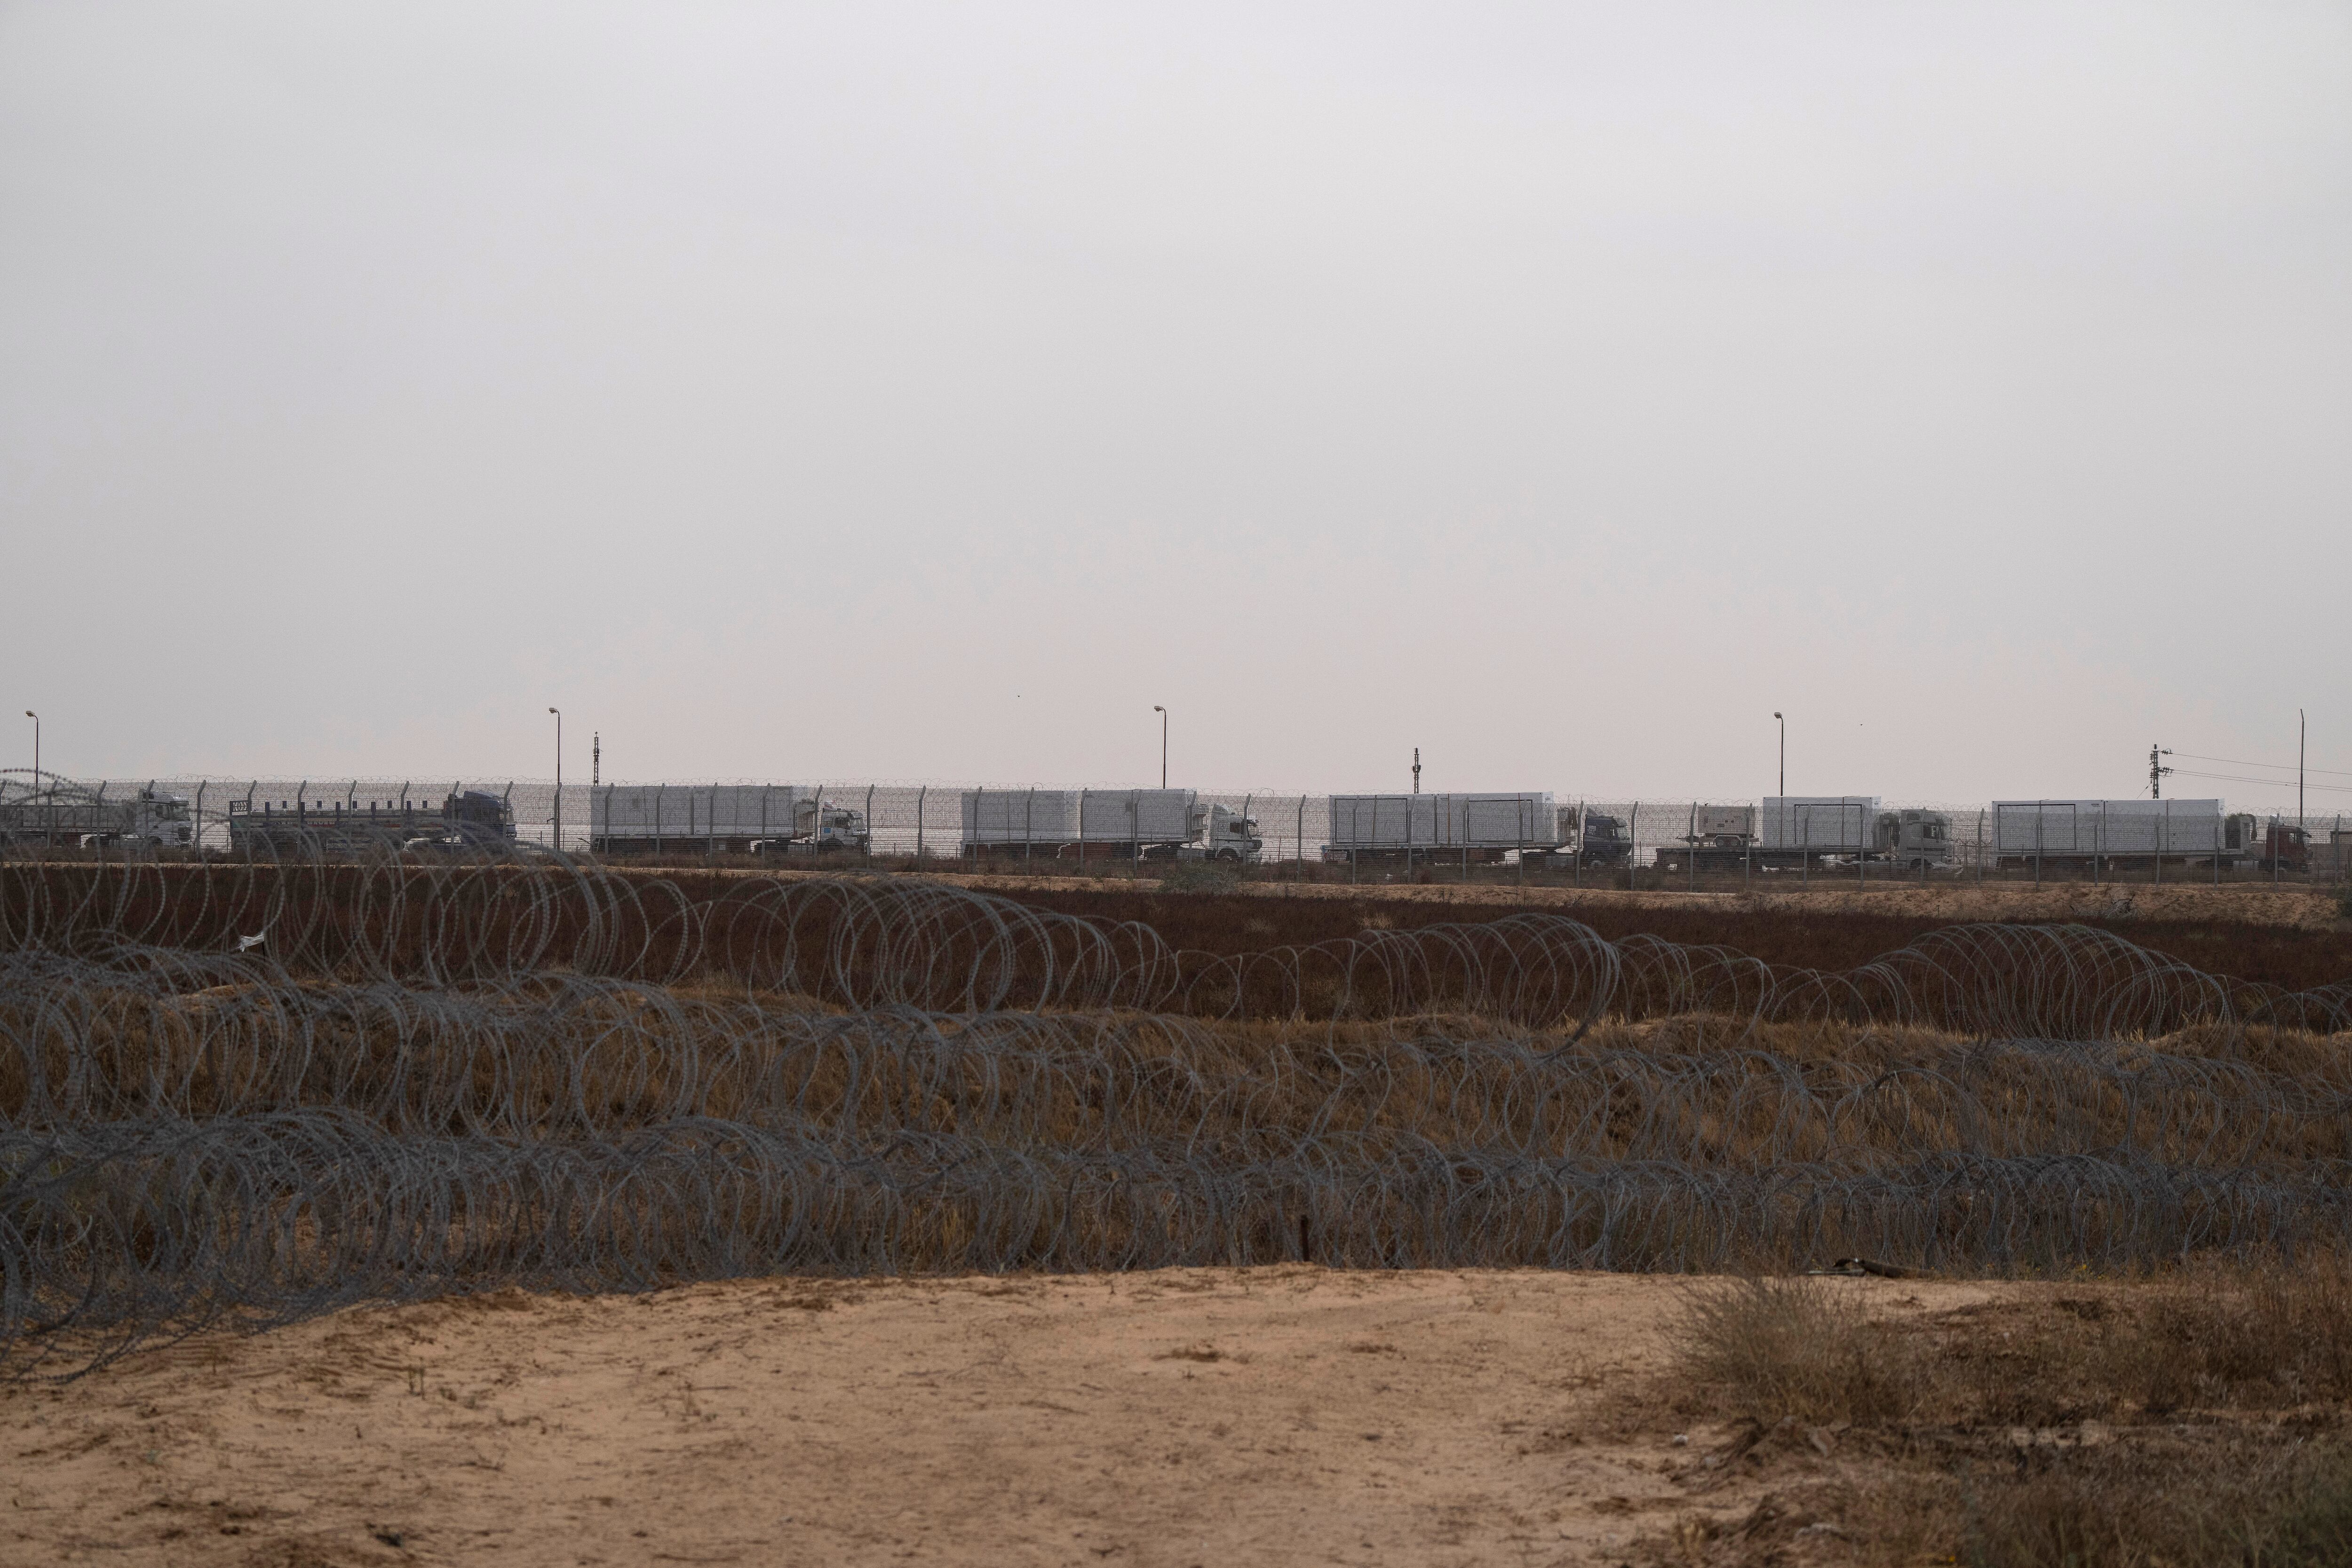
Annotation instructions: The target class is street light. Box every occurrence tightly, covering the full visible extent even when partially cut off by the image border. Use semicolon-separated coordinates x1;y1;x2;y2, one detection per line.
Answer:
1152;705;1167;788
548;708;561;851
1773;713;1784;797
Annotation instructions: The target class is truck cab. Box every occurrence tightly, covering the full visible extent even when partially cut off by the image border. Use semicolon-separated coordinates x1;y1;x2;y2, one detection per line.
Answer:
753;799;871;855
1176;804;1262;862
123;788;193;847
1873;808;1953;868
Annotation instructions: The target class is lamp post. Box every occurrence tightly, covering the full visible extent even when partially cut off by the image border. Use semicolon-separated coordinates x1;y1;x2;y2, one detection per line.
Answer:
1773;713;1784;796
547;708;561;851
23;712;38;848
1152;705;1167;788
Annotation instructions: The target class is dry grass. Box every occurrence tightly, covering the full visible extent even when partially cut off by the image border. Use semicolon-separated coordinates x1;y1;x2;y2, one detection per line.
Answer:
1641;1257;2352;1567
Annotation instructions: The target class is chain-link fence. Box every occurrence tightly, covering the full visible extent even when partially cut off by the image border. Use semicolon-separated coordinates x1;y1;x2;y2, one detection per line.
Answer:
5;771;2345;889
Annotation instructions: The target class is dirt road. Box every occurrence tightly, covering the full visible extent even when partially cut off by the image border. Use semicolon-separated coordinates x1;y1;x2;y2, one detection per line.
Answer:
3;1269;2007;1568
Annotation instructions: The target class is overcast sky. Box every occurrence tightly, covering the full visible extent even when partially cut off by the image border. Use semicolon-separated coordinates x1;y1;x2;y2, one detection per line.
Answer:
4;2;2346;802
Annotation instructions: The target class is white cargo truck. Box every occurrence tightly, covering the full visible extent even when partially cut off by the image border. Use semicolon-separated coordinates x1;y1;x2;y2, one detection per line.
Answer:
1652;798;1954;872
959;788;1262;861
1321;793;1557;863
590;784;870;855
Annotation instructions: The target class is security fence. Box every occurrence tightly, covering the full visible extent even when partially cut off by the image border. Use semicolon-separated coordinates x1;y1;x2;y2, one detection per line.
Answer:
5;771;2346;888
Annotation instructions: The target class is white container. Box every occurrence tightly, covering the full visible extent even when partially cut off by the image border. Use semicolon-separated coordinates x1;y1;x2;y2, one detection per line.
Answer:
1327;793;1557;850
593;784;816;839
1760;797;1880;854
960;788;1202;847
1991;800;2224;857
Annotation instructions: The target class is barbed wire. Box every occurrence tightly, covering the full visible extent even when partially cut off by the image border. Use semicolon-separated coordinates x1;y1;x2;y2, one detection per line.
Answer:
3;846;2349;1379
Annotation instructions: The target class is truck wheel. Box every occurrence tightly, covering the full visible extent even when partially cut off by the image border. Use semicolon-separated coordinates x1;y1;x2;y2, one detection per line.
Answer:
1215;849;1239;863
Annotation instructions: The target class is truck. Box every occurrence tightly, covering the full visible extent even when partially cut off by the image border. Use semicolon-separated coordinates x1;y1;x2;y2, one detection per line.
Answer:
0;776;192;848
227;788;514;854
590;784;870;856
1988;800;2229;870
959;788;1262;861
1649;798;1955;873
1321;793;1557;864
1518;804;1632;870
2225;814;2311;873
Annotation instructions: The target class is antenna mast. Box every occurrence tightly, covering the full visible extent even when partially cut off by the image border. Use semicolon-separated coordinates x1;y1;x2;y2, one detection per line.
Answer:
1411;747;1421;795
2148;744;2173;799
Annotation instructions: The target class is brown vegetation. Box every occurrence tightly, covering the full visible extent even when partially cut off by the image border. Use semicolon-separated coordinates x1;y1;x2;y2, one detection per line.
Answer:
1640;1259;2352;1566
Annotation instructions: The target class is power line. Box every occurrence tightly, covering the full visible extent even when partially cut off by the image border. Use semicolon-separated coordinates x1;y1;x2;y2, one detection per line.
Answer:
2169;768;2352;797
2172;751;2352;780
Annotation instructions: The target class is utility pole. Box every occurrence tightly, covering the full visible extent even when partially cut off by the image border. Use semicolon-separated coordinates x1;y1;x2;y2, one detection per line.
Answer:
2299;710;2306;830
548;708;562;850
2148;744;2172;799
592;731;600;789
1152;705;1167;788
23;711;35;788
1773;713;1784;796
1412;747;1421;794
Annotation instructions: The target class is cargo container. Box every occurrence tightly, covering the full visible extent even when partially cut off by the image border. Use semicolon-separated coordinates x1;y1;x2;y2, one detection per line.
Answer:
958;788;1260;861
590;784;869;855
1321;793;1557;863
1990;800;2226;867
1760;797;1880;855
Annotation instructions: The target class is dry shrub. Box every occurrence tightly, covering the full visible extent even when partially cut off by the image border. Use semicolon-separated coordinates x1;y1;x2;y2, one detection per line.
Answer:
2070;1253;2352;1417
1961;1441;2352;1568
1655;1261;2352;1568
1673;1276;1923;1425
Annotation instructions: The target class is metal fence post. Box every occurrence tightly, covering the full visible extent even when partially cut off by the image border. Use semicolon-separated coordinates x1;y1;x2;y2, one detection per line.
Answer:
1295;795;1305;884
1024;787;1034;871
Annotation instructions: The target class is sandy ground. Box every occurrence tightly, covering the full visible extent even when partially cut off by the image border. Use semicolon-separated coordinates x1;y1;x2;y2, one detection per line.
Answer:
3;1269;2008;1568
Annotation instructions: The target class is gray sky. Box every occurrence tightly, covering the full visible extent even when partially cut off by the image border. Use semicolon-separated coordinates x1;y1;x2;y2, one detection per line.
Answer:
5;2;2347;802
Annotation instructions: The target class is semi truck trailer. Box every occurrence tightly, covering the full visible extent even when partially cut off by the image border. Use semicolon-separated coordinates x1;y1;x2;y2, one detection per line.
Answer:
1986;800;2298;870
1321;793;1558;863
1650;798;1955;872
960;788;1262;860
228;788;514;854
0;776;191;847
590;784;870;855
